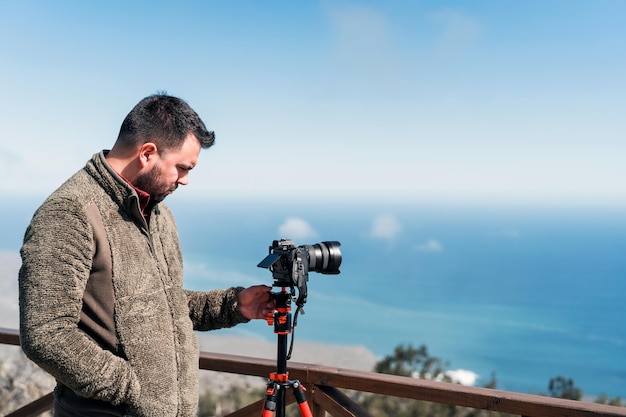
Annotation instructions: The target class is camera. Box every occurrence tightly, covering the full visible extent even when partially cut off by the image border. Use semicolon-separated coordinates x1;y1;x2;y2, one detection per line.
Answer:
258;239;341;306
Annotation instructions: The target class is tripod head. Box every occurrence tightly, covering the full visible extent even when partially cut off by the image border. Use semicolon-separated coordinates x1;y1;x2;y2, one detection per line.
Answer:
266;288;292;333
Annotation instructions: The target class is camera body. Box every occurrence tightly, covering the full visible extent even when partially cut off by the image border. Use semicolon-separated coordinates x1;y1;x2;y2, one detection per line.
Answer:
258;239;341;306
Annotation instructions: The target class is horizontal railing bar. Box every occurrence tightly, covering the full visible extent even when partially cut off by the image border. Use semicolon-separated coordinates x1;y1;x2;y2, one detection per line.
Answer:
199;351;626;417
0;327;20;346
1;328;624;417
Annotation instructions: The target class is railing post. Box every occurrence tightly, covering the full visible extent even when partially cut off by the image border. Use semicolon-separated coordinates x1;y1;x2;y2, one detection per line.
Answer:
308;386;325;417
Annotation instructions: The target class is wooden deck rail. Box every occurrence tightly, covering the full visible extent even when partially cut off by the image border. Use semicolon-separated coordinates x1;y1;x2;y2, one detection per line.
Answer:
2;327;625;417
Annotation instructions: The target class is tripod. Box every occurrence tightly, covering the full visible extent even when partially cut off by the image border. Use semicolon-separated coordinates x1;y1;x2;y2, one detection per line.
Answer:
261;287;313;417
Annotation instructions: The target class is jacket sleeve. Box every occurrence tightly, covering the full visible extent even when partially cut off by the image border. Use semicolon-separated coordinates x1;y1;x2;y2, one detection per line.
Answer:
185;287;250;331
18;197;140;407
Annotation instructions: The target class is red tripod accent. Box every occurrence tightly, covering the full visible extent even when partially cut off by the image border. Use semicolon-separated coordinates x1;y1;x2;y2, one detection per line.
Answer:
261;288;313;417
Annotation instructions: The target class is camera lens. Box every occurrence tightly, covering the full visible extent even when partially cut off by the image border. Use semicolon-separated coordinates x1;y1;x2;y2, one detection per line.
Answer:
303;241;342;274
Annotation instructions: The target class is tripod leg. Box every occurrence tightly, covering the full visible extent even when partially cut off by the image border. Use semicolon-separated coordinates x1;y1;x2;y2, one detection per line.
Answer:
261;382;278;417
292;381;313;417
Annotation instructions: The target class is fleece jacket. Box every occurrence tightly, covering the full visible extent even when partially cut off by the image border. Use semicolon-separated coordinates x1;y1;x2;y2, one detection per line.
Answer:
19;151;249;417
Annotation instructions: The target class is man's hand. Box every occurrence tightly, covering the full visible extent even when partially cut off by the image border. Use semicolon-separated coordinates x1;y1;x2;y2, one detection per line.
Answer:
237;285;275;320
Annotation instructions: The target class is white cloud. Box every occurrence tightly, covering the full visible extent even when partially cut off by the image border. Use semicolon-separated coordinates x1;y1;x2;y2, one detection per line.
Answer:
445;369;478;386
369;214;402;240
415;239;443;253
278;218;318;241
326;4;393;67
419;368;477;386
430;9;482;57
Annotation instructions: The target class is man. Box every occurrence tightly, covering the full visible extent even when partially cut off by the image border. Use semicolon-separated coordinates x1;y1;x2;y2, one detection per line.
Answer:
18;94;275;417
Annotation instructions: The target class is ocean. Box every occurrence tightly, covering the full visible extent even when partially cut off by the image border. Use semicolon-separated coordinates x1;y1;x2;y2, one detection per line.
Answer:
170;199;626;399
2;197;625;398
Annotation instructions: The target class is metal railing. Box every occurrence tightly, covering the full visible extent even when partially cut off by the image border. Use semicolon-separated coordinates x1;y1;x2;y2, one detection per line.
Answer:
2;327;625;417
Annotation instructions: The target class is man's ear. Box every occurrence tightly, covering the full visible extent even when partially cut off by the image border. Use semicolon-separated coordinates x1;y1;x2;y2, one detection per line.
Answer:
138;142;158;168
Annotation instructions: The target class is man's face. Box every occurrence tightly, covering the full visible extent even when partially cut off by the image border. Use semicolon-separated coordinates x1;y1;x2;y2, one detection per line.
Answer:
135;134;201;202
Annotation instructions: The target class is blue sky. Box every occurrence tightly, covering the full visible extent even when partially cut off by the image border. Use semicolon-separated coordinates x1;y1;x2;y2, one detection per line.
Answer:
1;1;625;206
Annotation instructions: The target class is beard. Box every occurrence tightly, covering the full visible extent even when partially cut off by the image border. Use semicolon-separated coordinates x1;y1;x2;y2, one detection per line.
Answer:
134;162;177;203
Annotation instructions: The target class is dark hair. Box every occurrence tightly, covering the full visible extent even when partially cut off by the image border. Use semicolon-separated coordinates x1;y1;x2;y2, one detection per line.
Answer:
115;93;215;152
